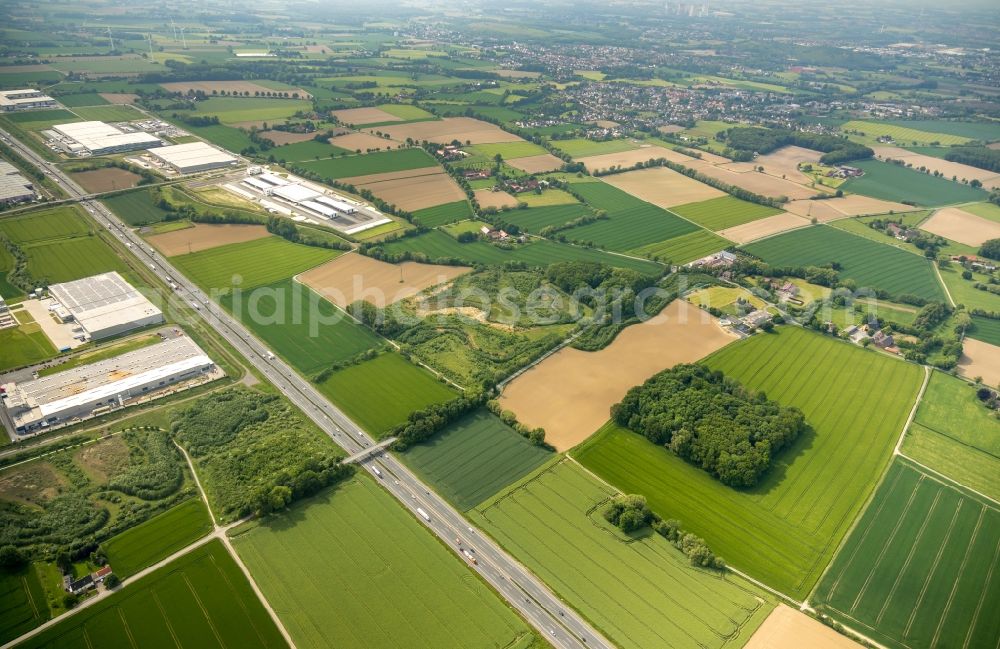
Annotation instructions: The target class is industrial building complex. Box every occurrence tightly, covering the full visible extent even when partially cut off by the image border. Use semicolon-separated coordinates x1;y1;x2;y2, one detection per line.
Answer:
1;335;219;435
0;160;36;206
47;272;164;341
0;88;57;112
47;121;163;156
146;141;239;174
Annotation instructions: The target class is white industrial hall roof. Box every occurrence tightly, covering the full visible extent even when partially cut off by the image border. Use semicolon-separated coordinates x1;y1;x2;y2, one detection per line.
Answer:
147;141;238;169
48;272;162;334
52;121;162;152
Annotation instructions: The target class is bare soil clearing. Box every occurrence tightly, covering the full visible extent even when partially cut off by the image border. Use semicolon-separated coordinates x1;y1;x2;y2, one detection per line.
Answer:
506;153;565;173
744;605;861;649
725;145;822;185
601;166;725;207
920;207;1000;246
357;171;466;211
369;117;523;144
331;132;402;151
578;146;694;171
161;80;311;98
298;253;470;307
259;130;316;145
146;223;270;256
474;189;520;209
957;338;1000;388
0;462;66;507
332;106;404;125
71;167;141;193
874;146;1000;190
99;92;138;104
717;212;811;243
689;160;820;200
499;300;738;451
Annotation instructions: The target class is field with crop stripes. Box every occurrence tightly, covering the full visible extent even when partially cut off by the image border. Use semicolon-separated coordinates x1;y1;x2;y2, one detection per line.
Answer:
498;203;595;233
102;189;175;226
233;477;535;649
379;229;663;274
411;200;473;227
18;540;285;649
25;237;129;284
670;196;783;231
631;229;730;264
969;315;1000;346
221;279;381;374
298;148;437;179
744;225;945;302
574;327;924;599
563;182;698;251
0;564;48;645
553;138;639;158
0;206;90;243
813;458;1000;649
171;236;339;291
840;120;973;146
402;409;552;510
472;460;774;649
843;160;987;207
317;352;457;437
102;498;212;579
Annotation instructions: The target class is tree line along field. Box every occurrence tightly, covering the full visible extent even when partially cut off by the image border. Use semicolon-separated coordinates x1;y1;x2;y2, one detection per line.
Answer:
410;199;473;227
901;371;1000;501
471;459;775;649
670;196;784;231
232;476;536;649
574;327;925;599
220;279;382;375
15;540;287;649
401;408;552;510
102;498;213;579
812;458;1000;649
843;160;987;207
316;352;458;437
562;182;699;251
298;147;438;179
378;229;664;274
170;236;340;292
743;225;945;302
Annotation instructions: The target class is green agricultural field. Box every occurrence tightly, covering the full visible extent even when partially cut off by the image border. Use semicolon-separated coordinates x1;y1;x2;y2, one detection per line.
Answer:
171;236;338;292
517;189;579;207
233;476;535;649
298;147;437;179
744;225;945;302
268;139;349;162
0;71;62;88
25;236;129;284
0;564;49;645
55;92;109;107
959;201;1000;223
102;189;174;226
812;459;1000;649
631;229;731;264
1;109;78;129
841;120;973;146
468;141;548;159
969;315;1000;346
843;160;987;206
670;196;783;231
575;327;924;598
0;206;90;243
498;203;594;233
902;371;1000;501
0;321;57;371
190;96;312;124
221;279;381;374
376;103;436;121
177;123;253;152
552;138;639;158
401;409;552;510
472;460;774;649
317;352;457;437
937;265;1000;313
881;119;1000;141
102;498;212;579
411;200;473;227
563;182;699;251
16;540;287;649
70;104;142;122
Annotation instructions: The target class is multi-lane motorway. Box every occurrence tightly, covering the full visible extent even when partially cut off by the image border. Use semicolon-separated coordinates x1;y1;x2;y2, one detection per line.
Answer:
0;129;613;649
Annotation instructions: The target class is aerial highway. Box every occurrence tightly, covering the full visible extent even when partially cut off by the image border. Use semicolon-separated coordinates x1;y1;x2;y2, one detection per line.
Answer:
0;128;613;649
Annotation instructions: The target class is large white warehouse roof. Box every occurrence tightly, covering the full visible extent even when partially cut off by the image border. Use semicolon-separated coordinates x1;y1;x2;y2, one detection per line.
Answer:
48;272;163;339
53;121;162;154
147;141;238;172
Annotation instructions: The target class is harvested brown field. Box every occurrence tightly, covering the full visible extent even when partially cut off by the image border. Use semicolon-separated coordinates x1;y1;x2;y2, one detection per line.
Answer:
685;149;733;165
506;153;564;173
590;120;619;129
356;171;466;211
146;223;270;256
330;131;402;152
783;199;853;222
602;166;725;208
474;189;520;209
920;207;1000;246
717;212;811;243
98;92;138;104
297;252;470;307
657;124;684;134
369;117;522;145
722;145;822;185
160;80;311;98
874;146;1000;190
340;167;440;186
789;195;915;219
744;605;861;649
494;69;541;79
958;338;1000;388
258;130;316;145
689;160;820;200
499;300;738;451
70;167;141;193
332;106;403;126
577;145;694;171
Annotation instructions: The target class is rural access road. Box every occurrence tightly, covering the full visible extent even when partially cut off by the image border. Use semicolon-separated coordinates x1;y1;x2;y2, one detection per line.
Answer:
0;127;612;649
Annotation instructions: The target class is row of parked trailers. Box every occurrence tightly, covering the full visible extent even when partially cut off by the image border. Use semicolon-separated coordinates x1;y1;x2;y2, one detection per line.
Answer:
242;172;357;216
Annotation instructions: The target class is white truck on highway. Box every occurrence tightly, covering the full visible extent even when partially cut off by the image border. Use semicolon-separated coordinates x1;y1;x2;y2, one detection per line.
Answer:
417;507;430;522
372;466;383;478
264;350;275;360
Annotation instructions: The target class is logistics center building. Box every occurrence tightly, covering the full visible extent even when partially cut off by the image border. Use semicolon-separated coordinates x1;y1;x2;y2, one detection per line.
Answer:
47;272;164;340
146;141;239;174
50;121;162;156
